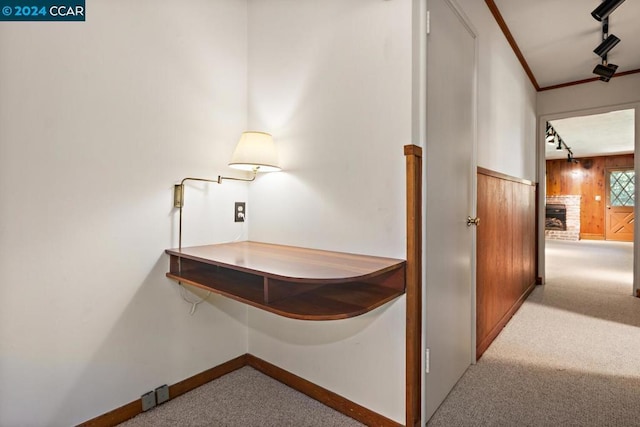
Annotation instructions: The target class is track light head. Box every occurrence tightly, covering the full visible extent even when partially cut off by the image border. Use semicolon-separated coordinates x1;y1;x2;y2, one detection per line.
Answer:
545;123;556;144
591;0;626;22
556;140;563;151
593;62;618;82
594;34;620;58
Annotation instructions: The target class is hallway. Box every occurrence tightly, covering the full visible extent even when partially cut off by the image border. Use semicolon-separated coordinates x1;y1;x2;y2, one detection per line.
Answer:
428;239;640;426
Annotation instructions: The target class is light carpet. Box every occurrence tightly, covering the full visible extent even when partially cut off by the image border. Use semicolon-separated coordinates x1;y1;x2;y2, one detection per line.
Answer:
428;239;640;426
118;366;363;427
121;239;639;426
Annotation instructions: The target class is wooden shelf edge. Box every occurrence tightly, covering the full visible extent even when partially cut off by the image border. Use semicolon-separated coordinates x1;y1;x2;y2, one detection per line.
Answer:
166;273;404;321
165;247;405;285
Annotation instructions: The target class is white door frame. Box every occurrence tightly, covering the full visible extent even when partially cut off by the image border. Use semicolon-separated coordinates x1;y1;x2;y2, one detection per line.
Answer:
537;102;640;296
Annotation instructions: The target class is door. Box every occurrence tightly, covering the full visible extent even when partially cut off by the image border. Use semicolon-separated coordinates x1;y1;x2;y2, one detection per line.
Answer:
425;0;476;420
606;168;635;242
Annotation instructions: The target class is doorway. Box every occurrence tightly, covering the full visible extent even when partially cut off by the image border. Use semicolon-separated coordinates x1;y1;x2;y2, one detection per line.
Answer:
541;106;636;294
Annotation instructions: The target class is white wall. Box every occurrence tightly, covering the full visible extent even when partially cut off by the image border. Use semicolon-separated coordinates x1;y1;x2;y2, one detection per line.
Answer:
245;0;412;422
537;73;640;116
0;1;250;425
457;0;537;182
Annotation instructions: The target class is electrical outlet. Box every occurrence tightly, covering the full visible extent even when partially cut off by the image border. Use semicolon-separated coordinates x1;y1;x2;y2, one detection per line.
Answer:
141;390;156;411
235;202;246;222
155;384;170;405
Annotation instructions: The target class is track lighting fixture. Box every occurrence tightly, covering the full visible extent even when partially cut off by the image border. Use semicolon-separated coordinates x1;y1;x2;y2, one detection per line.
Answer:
591;0;626;22
590;2;624;80
546;133;555;144
594;34;620;58
567;154;579;164
545;122;556;144
593;62;618;82
547;122;577;161
554;136;577;162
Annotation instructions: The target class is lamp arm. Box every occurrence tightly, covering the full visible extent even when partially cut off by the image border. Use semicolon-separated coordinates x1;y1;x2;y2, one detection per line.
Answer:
174;170;257;251
217;173;256;183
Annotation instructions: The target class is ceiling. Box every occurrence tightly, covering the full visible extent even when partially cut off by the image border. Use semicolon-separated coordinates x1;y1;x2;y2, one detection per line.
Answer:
492;0;640;90
490;0;637;159
546;109;635;160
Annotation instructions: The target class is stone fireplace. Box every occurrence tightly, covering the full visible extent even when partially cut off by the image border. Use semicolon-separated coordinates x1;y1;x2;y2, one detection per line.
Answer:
545;195;581;241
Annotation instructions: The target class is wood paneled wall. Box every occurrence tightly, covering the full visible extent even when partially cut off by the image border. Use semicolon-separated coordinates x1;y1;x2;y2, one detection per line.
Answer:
546;154;634;239
476;168;537;359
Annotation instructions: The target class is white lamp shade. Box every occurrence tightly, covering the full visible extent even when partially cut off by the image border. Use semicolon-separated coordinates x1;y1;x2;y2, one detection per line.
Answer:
228;131;281;172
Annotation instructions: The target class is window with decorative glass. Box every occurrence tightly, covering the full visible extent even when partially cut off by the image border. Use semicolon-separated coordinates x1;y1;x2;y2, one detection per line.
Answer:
610;170;635;207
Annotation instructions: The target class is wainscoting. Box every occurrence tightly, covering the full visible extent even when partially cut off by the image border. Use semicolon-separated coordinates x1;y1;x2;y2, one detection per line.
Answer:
476;168;537;359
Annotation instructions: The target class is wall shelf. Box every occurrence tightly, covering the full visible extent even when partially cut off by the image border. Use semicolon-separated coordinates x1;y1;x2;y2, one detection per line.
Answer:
165;241;406;321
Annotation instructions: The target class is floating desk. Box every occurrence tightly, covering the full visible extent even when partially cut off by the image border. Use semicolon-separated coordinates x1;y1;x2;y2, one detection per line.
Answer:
166;241;406;320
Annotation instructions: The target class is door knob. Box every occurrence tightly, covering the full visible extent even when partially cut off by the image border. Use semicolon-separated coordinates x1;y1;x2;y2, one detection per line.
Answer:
467;216;480;226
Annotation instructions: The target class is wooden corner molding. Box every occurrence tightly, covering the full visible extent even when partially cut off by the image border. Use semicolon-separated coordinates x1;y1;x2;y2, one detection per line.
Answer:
485;0;540;91
539;68;640;91
404;144;422;427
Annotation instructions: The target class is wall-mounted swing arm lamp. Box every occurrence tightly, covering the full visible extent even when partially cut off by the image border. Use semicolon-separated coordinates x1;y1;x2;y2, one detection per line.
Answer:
174;131;281;251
